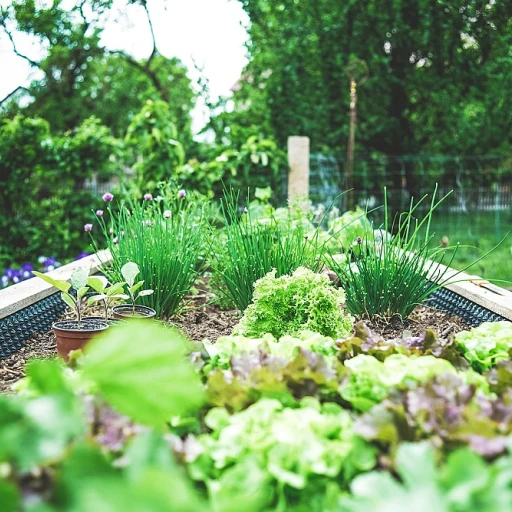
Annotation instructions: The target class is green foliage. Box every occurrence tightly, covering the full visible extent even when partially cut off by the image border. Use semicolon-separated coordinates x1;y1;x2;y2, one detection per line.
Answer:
328;208;374;252
1;2;196;149
91;188;206;317
87;275;129;320
177;136;287;199
339;353;484;412
342;441;512;512
0;322;207;511
125;100;186;193
455;321;512;372
226;0;512;159
330;188;473;319
235;267;353;339
33;267;91;327
204;330;339;370
212;189;326;311
0;114;118;267
82;322;204;426
189;398;376;511
120;261;154;314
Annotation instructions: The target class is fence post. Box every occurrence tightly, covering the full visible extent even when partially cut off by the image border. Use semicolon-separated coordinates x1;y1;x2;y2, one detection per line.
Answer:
287;136;309;201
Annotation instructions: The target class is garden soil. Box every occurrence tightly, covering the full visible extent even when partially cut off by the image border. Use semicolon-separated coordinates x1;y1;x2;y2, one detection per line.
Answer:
0;303;468;393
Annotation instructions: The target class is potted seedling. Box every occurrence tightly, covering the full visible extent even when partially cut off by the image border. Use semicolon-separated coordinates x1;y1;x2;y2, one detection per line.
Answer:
85;275;129;325
33;267;109;361
111;262;156;320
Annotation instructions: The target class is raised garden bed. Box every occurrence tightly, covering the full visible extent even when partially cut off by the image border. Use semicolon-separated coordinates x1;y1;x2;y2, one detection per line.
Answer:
1;251;510;390
1;245;511;510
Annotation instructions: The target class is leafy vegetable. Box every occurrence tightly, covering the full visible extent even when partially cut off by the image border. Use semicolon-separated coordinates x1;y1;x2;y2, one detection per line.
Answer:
327;207;374;251
455;321;512;372
235;267;353;339
337;320;469;370
354;373;512;457
341;441;512;512
340;353;485;412
204;330;339;370
189;398;376;511
81;321;204;427
205;348;342;412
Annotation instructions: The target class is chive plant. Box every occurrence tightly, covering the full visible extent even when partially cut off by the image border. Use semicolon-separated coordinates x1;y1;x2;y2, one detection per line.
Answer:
330;186;491;320
213;189;326;312
91;190;206;318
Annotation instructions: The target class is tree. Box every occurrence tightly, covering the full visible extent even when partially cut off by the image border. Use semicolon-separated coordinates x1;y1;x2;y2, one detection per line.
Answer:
0;0;196;149
226;0;512;164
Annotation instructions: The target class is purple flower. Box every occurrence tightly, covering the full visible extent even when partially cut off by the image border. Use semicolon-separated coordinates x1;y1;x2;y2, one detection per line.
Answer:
1;276;8;288
43;257;56;267
356;237;362;244
84;223;93;232
5;268;19;280
75;252;90;260
96;209;104;217
163;210;172;219
21;263;33;272
178;189;186;198
144;193;153;201
102;192;114;202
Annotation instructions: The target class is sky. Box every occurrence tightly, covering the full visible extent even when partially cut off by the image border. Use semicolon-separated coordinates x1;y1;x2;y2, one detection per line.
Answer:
0;0;249;134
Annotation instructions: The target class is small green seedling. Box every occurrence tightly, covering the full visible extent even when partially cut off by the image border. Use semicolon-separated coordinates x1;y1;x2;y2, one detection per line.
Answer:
87;276;129;320
120;262;154;315
33;267;90;329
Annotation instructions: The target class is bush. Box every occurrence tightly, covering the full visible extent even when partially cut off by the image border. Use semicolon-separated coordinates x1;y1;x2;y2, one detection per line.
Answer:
235;267;353;339
0;115;118;268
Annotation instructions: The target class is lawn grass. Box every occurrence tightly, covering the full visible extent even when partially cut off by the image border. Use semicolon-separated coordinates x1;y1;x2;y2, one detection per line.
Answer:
428;210;511;287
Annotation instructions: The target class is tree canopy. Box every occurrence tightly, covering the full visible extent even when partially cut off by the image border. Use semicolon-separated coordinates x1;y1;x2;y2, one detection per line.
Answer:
224;0;512;156
0;0;196;150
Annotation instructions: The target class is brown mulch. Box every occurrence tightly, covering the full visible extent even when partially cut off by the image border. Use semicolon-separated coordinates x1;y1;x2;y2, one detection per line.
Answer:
0;298;470;393
365;304;470;340
0;331;57;393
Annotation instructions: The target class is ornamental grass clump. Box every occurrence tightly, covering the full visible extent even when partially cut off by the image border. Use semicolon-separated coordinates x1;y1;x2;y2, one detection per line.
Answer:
90;188;206;317
330;186;493;320
212;189;326;312
235;267;353;339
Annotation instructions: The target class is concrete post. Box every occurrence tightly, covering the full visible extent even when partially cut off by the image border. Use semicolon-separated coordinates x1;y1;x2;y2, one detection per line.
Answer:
287;136;309;200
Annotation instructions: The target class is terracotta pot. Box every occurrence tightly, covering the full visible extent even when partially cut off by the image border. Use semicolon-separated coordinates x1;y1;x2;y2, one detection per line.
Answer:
111;304;156;320
52;319;109;361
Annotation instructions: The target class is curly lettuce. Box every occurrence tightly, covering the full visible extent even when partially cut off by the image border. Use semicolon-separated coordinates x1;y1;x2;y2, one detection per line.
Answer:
340;354;487;411
235;267;353;339
455;321;512;372
188;398;376;510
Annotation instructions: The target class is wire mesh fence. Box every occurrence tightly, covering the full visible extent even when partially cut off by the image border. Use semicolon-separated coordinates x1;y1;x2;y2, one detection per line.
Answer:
309;153;512;215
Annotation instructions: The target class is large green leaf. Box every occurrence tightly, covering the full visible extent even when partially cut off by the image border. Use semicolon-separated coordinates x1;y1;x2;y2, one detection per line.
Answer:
87;276;108;293
70;267;90;291
81;322;204;427
121;262;140;287
32;271;71;294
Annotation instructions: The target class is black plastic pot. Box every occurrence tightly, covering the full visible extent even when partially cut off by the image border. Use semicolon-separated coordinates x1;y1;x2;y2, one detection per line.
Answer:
111;304;156;320
82;316;127;327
